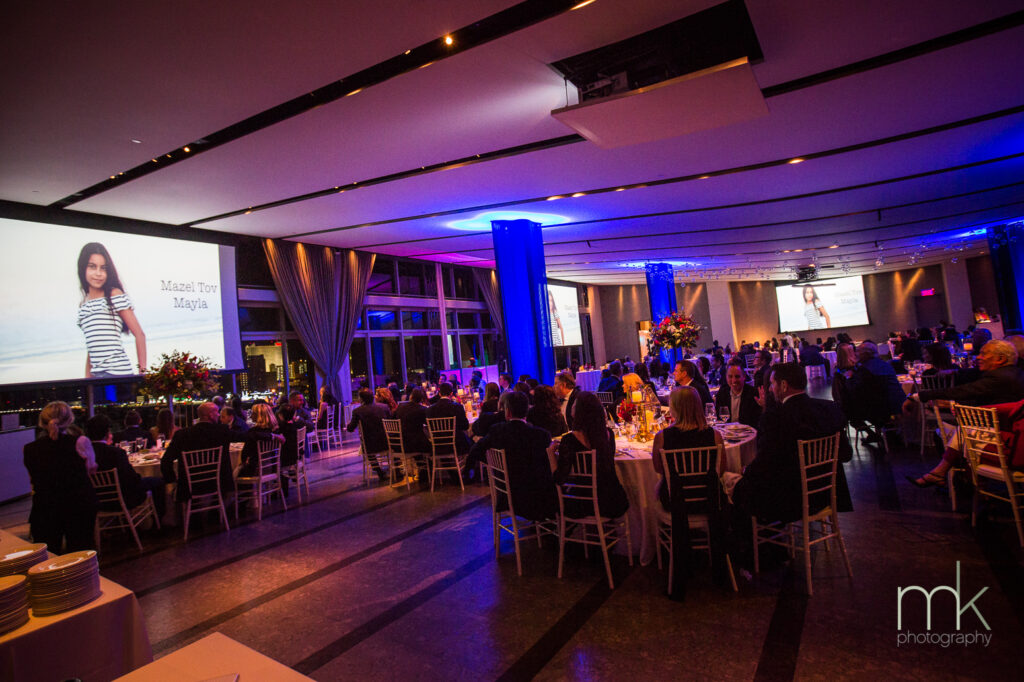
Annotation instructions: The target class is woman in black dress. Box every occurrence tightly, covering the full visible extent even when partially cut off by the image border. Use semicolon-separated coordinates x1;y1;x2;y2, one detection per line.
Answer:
554;392;629;519
527;384;568;437
317;386;338;430
23;401;98;552
651;386;724;510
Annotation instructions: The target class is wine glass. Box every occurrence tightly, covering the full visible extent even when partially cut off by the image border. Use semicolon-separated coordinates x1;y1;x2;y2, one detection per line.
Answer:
719;407;731;424
705;403;716;425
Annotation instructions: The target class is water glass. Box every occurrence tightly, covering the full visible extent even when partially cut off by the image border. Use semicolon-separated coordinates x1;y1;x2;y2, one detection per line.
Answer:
705;403;716;425
719;407;731;424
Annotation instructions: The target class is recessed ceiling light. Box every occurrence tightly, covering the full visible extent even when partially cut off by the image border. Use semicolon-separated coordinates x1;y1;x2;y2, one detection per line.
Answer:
571;192;585;197
183;146;191;153
793;249;803;252
346;88;362;96
572;0;598;9
419;61;434;69
829;243;839;248
443;35;453;46
787;157;804;164
130;139;142;144
404;49;411;55
546;195;563;201
615;187;625;192
109;175;115;179
698;175;710;180
151;158;157;163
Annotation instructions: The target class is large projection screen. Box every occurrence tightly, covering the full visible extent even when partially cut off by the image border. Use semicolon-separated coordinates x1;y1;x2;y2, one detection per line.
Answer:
547;284;582;347
775;275;870;333
0;218;242;386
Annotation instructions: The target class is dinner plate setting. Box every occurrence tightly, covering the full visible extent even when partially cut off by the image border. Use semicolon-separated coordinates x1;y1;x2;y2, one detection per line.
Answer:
0;543;48;577
0;574;30;634
26;550;101;617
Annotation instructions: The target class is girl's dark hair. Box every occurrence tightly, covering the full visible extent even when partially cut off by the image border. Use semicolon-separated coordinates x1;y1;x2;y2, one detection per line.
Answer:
924;342;953;370
156;408;175;437
484;382;500;401
532;384;560;418
78;242;127;332
802;284;819;304
572;392;614;461
634;363;650;383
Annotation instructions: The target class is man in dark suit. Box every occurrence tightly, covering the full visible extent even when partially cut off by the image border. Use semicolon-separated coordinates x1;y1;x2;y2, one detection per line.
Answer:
288;392;315;432
674;360;713;406
752;350;773;391
466;391;557;521
554;372;581;431
714;365;762;428
733;362;852;524
86;415;166;517
161;402;235;503
347;388;392;481
394;388;431;454
425;382;471;455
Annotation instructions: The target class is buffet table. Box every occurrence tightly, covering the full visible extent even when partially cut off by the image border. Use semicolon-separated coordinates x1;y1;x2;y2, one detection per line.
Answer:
115;632;311;681
0;529;152;682
613;424;757;565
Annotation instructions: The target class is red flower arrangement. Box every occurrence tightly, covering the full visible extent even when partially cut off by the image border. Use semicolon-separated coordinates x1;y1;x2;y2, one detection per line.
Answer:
646;311;703;356
141;351;219;399
616;399;636;423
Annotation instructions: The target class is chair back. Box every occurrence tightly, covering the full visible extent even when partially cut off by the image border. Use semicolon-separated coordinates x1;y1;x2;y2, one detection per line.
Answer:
426;417;457;454
659;445;722;508
383;418;404;454
954;404;1005;469
485;448;514;516
797;433;840;518
596;392;614;406
557;449;600;517
256;440;282;478
296;426;306;460
920;373;954;391
89;468;128;512
182;447;223;494
745;354;757;370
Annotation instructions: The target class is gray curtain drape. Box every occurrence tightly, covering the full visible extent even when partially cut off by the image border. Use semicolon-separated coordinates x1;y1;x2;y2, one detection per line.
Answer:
473;268;504;339
263;240;375;399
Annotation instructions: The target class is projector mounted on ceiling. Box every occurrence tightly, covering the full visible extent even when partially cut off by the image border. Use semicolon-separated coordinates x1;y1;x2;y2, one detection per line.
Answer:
795;265;819;282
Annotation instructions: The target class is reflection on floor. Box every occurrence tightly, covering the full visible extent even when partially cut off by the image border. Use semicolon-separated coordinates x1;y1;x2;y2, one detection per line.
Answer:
4;391;1022;680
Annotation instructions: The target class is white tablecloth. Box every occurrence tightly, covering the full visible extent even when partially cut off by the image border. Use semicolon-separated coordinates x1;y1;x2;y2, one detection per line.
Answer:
0;529;152;682
575;369;602;392
115;632;311;681
613;425;757;565
822;350;837;367
130;442;244;479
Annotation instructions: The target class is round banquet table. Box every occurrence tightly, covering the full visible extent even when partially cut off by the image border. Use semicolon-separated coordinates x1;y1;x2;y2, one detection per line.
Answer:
613;424;757;565
129;442;244;479
575;369;602;392
898;375;917;395
822;350;837;367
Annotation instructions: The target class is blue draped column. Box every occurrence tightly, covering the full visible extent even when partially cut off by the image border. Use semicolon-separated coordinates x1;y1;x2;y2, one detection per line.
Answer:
645;262;679;365
987;223;1024;331
491;220;555;382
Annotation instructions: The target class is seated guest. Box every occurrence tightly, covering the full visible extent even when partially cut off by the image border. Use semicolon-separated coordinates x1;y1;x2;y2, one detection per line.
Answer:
652;386;724;509
425;382;471;455
697;356;712;382
230;397;248;427
527;384;569;437
317;387;339;430
375;386;398;413
845;341;906;442
23;402;98;553
514;381;533;405
276;404;301;495
906;340;1024;486
732;363;852;523
1004;334;1024;370
480;382;501;413
715;365;762;428
554;392;630;519
289;392;315;431
347;388;391;481
649;356;666;381
118;410;153;447
472;392;507;439
238;403;285;478
823;337;836;352
395;388;431;454
799;340;826;368
707;354;725;387
634;363;657;394
674;360;713;406
86;415;166;518
554;372;581;431
161;402;235;503
922;342;955;374
499;374;514;392
150;407;179;445
467;392;558;520
388;381;402;404
835;343;857;371
518;374;532;384
752;350;773;391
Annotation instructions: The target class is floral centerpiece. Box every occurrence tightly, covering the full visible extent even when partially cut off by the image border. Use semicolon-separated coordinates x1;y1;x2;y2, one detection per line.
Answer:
646;311;703;356
141;351;219;403
616;399;636;423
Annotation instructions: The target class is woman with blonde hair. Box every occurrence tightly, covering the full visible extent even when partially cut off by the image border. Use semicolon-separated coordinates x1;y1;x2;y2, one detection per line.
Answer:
23;401;98;551
238;403;284;477
622;372;659;405
651;387;724;510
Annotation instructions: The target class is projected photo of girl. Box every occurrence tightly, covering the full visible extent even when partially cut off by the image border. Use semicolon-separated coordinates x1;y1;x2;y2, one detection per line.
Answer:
77;242;146;377
802;284;831;330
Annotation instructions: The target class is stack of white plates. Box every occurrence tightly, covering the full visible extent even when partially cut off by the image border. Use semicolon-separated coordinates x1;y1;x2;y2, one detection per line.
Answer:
0;575;29;634
27;551;101;616
0;543;48;577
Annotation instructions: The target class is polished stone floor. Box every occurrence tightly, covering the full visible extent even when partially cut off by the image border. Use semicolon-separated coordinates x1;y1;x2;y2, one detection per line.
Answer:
4;397;1023;681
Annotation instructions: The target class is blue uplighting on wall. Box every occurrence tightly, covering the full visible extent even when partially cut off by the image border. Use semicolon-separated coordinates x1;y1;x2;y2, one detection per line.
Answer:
449;211;568;231
645;262;679;365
